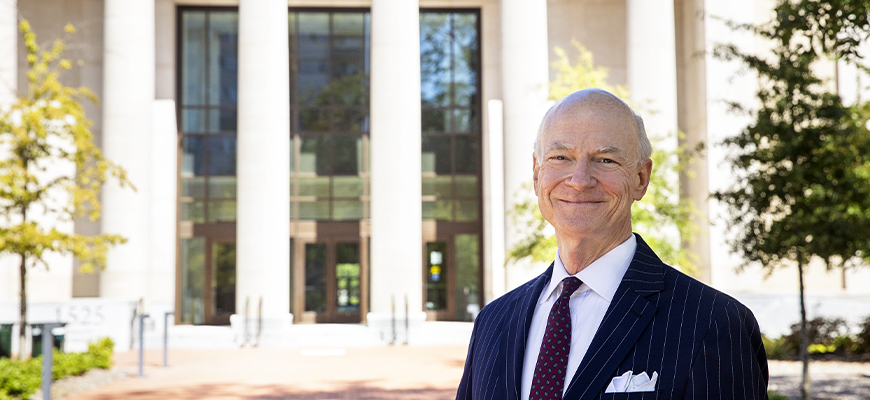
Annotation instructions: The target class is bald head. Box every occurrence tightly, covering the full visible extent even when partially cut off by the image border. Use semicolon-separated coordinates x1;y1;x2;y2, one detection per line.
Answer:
534;89;652;165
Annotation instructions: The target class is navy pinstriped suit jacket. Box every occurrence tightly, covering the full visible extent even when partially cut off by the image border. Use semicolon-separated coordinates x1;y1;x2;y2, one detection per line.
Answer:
456;234;769;400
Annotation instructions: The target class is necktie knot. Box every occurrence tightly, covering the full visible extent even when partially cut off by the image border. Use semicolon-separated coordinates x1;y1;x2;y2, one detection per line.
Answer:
560;277;582;298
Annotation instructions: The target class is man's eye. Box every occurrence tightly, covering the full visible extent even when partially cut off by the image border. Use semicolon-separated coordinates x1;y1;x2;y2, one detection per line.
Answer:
549;156;567;161
599;158;616;164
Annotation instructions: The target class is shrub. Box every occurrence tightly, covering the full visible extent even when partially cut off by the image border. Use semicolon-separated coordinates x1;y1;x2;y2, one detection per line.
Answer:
762;333;791;360
0;337;115;399
856;315;870;354
782;316;849;353
768;391;791;400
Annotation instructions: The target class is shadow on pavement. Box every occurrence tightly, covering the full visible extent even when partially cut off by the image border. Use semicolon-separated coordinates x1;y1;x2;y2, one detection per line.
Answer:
78;381;457;400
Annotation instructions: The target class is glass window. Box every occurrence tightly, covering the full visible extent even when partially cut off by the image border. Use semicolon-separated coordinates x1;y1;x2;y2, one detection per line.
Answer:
181;238;205;324
454;234;479;321
305;243;327;312
212;243;236;315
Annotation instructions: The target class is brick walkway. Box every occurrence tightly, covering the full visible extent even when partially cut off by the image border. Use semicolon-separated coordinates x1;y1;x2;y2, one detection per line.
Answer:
68;345;468;400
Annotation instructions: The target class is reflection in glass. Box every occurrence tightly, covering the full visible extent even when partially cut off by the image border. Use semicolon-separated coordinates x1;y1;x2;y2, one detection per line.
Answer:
182;136;205;176
212;243;236;315
183;177;206;198
208;201;237;223
455;200;478;222
181;238;205;324
421;136;451;174
183;109;207;132
208;13;239;107
299;136;330;174
335;243;361;312
333;200;363;220
208;176;236;199
455;234;479;321
454;176;477;197
425;242;448;310
299;201;330;220
208;136;237;175
182;13;206;106
333;136;361;175
182;201;205;223
305;243;327;312
422;109;449;132
333;176;364;197
298;177;330;197
455;135;478;174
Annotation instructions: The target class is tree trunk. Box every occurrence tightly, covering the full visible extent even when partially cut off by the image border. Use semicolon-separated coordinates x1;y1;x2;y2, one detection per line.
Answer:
17;252;27;359
798;257;811;400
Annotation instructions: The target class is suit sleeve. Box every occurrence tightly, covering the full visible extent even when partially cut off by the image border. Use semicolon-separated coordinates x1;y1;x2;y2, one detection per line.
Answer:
684;300;769;400
455;318;478;400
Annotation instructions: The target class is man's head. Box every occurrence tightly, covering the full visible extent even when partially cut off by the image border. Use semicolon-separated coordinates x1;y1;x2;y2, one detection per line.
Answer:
532;88;653;247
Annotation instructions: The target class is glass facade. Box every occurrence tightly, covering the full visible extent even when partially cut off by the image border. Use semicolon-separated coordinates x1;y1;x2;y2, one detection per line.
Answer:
178;7;481;324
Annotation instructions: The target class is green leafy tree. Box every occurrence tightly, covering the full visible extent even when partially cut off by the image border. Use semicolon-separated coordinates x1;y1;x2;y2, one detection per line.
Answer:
713;1;870;398
508;40;699;273
0;21;130;359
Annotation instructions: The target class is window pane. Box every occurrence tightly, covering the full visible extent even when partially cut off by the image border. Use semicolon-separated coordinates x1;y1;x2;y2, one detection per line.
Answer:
455;175;478;197
434;176;452;197
210;108;237;132
333;13;364;36
422;135;451;174
299;177;330;197
299;201;330;220
425;242;447;310
455;135;478;174
208;12;239;106
305;243;327;312
453;109;476;133
333;136;361;175
182;136;206;176
452;14;479;107
182;177;205;198
454;234;479;321
182;109;206;132
299;108;330;132
299;136;330;174
455;200;478;222
208;136;237;176
182;201;204;223
334;108;368;131
181;12;207;106
212;243;236;315
335;242;360;312
209;176;236;199
333;200;363;221
180;238;205;324
208;201;237;223
422;109;449;132
333;176;363;197
420;13;451;107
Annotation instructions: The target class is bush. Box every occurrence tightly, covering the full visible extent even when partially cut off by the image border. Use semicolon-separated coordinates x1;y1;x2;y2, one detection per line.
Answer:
782;316;849;354
762;333;791;360
768;391;791;400
0;337;114;399
856;315;870;353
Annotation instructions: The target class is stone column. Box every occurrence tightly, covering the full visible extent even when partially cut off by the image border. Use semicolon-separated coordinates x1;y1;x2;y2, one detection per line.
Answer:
501;0;550;289
100;0;154;301
675;0;711;283
369;0;424;323
0;0;15;106
235;0;291;326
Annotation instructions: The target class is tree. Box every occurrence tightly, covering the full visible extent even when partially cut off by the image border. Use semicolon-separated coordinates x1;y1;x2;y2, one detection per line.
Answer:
713;1;870;398
0;21;130;358
508;40;700;273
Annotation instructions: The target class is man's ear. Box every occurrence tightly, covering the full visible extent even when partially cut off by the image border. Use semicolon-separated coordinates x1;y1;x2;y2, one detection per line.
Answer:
634;158;653;201
532;155;540;196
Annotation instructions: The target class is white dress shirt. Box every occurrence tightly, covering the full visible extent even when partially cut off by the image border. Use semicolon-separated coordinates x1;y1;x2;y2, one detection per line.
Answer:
520;235;637;400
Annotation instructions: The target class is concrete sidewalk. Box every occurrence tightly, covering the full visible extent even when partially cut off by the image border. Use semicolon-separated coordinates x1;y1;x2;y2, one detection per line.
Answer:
69;345;469;400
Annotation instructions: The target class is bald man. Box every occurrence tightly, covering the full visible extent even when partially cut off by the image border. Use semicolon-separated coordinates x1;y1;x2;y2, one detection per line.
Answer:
456;89;768;400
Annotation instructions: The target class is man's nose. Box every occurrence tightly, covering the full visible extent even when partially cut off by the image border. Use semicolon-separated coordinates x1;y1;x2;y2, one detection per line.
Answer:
565;161;596;188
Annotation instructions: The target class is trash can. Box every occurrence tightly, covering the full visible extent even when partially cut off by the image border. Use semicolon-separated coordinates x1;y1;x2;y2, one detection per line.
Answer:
31;324;64;358
0;324;12;358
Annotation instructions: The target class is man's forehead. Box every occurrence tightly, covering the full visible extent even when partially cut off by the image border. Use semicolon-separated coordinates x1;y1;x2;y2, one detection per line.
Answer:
544;140;625;155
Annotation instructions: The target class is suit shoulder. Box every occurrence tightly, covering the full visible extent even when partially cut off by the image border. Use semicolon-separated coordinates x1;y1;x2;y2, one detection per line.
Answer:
661;264;757;323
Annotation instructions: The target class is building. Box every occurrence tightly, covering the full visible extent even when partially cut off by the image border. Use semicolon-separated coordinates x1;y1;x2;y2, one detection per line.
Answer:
1;0;868;349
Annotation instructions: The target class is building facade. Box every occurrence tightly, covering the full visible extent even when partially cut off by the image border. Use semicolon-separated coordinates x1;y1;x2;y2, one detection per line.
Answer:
1;0;869;343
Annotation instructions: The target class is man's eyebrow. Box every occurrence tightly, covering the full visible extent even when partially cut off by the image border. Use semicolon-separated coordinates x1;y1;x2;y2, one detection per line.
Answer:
544;142;573;152
596;146;622;154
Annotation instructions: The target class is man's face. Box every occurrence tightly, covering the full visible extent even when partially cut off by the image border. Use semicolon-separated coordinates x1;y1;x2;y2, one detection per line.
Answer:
533;96;652;245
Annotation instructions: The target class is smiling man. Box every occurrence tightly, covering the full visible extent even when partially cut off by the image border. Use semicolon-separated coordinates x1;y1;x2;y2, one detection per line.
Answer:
456;89;769;400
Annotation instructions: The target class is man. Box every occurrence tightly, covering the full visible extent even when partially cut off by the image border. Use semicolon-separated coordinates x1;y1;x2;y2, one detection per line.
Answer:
456;89;768;400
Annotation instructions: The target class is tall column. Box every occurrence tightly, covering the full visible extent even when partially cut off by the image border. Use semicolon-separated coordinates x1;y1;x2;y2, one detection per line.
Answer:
675;0;711;283
236;0;291;325
0;0;15;106
100;0;154;301
369;0;423;320
501;0;550;289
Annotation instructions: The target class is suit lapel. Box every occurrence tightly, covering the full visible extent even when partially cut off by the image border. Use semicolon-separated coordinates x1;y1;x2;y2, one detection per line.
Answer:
563;235;666;400
506;263;553;400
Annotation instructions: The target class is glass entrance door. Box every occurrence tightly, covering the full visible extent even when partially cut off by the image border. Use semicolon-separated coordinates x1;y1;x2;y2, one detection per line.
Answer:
208;241;236;325
303;241;362;323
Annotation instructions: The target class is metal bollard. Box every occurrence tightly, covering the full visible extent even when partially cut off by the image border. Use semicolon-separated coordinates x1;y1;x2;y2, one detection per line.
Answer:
41;323;62;400
163;312;174;367
138;314;149;377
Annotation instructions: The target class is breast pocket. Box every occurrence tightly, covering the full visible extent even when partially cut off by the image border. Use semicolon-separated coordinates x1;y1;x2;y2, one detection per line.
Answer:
597;392;659;400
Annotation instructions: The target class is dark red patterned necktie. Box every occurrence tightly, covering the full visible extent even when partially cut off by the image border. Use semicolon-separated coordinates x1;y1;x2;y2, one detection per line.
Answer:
529;276;582;400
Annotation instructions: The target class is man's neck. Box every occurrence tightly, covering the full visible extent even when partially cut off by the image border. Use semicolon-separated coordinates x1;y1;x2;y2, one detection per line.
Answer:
556;230;633;275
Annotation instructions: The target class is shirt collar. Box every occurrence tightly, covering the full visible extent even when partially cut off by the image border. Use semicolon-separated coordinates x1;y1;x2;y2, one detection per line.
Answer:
541;235;637;304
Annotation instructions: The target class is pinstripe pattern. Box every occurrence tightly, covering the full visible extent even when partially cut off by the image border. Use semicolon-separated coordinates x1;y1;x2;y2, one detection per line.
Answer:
456;234;769;400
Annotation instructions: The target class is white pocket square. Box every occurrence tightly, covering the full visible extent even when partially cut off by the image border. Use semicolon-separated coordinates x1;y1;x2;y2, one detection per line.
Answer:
604;370;658;393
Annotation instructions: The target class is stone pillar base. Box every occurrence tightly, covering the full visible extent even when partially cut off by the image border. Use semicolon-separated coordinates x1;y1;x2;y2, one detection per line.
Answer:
366;311;427;345
229;313;294;347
